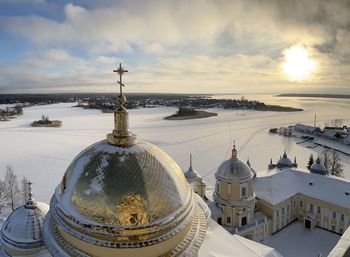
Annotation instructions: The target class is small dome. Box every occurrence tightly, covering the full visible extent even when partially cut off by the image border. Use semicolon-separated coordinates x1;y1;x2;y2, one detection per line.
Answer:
310;157;327;175
184;154;201;180
1;199;49;253
215;145;254;183
277;151;293;169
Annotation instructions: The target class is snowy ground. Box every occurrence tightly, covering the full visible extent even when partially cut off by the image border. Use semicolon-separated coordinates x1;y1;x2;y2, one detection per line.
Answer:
0;95;350;203
264;222;340;257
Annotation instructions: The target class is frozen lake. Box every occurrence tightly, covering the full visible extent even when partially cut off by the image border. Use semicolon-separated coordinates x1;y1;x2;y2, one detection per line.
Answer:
1;94;350;203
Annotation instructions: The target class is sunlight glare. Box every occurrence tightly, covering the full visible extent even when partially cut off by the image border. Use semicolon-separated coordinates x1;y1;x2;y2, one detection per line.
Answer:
283;46;316;81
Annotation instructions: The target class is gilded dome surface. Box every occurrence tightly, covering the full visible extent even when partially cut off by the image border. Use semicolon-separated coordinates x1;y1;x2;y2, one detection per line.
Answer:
58;139;190;227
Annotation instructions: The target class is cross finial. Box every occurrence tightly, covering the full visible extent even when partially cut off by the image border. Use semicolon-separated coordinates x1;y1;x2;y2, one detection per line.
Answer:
231;140;237;160
27;181;33;200
189;154;193;170
113;63;128;95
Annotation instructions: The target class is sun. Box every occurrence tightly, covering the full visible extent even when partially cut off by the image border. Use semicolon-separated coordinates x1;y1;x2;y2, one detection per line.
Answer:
283;46;316;81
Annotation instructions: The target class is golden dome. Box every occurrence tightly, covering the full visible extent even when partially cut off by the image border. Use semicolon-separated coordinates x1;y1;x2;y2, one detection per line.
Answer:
43;63;207;257
59;139;191;227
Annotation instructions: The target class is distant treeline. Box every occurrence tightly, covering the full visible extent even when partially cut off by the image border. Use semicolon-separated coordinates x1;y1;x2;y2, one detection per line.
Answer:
0;93;207;105
278;93;350;99
0;93;302;112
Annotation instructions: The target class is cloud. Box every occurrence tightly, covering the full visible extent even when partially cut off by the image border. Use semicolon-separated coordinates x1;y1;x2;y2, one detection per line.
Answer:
1;0;350;93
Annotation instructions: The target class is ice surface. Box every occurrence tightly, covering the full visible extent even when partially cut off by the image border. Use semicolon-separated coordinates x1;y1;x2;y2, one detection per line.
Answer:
0;95;350;204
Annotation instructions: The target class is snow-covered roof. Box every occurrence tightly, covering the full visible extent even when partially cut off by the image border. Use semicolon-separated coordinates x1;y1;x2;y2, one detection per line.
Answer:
253;169;350;209
344;134;350;144
323;129;344;138
294;123;320;133
207;201;223;217
198;219;282;257
328;226;350;257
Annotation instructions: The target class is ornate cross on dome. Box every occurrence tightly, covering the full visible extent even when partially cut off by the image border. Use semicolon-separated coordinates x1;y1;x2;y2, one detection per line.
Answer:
113;63;128;95
231;140;237;160
27;181;33;200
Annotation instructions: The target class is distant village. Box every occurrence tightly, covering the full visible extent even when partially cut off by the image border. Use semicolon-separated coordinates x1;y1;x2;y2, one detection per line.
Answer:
0;105;24;121
270;119;350;150
0;93;302;117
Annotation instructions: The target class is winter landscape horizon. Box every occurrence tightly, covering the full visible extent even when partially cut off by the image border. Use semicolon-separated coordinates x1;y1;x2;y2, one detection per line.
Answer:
2;93;350;202
1;1;350;257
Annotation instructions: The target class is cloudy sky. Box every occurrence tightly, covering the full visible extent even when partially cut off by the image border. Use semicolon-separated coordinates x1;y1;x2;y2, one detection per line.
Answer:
0;0;350;94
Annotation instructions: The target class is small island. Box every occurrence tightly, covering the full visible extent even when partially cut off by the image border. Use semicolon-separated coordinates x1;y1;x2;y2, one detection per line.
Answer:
31;115;62;127
164;107;218;120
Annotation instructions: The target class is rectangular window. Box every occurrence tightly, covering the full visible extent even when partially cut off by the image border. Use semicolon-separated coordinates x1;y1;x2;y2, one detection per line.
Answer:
310;204;314;212
287;205;290;211
341;214;345;222
332;225;336;231
300;201;303;208
282;207;285;215
276;210;279;217
333;212;337;219
317;206;321;214
241;187;247;197
227;217;231;224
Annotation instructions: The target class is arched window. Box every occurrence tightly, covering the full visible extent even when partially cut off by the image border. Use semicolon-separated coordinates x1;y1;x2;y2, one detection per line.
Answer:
241;187;246;197
241;216;247;226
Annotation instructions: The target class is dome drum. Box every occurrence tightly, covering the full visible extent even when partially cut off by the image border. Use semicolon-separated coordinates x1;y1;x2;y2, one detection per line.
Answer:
47;188;195;247
213;192;255;207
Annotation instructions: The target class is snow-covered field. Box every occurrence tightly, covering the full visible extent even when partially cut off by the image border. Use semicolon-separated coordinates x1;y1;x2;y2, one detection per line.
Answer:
1;95;350;203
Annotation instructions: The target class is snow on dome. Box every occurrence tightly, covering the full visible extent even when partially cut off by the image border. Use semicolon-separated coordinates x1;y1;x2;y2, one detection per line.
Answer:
215;144;254;183
276;151;293;169
0;200;49;253
184;154;201;180
310;157;328;175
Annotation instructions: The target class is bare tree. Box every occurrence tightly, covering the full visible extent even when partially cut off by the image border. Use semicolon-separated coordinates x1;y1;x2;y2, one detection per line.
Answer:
5;165;20;211
329;119;344;128
20;176;30;204
320;149;343;177
0;180;7;213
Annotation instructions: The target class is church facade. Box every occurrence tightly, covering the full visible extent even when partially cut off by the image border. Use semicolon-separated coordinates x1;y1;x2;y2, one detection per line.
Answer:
195;148;350;245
